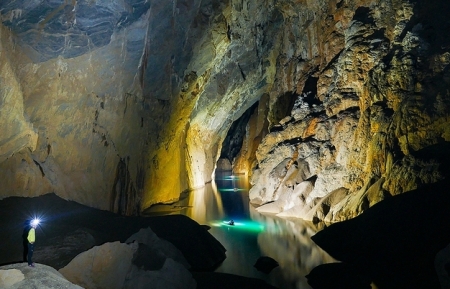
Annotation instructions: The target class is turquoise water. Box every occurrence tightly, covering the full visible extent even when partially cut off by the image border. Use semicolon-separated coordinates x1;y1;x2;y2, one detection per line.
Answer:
181;171;335;289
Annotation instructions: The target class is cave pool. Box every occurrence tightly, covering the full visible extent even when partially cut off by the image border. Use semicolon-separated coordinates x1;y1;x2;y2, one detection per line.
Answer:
147;170;335;289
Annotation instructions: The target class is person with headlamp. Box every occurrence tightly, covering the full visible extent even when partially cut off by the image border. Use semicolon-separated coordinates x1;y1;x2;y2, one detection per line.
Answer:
27;219;39;267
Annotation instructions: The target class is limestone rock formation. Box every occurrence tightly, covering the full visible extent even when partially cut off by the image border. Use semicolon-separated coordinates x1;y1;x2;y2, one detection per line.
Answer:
0;263;83;289
0;0;449;224
247;0;450;222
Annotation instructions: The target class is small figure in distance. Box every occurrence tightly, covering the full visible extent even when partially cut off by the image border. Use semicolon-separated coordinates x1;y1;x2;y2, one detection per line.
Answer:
228;220;235;226
27;218;39;267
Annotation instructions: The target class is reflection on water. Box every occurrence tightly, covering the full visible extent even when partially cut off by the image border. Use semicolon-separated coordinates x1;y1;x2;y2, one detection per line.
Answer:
180;171;335;289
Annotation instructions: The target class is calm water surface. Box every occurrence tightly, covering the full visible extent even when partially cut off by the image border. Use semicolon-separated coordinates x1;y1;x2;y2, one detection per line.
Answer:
178;171;335;289
145;172;335;289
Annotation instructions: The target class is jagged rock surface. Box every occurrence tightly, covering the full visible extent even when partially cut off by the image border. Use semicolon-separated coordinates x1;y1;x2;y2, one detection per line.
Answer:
247;0;450;222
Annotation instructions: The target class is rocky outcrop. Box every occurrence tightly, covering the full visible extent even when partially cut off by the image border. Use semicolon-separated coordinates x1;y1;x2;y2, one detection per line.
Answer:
0;263;82;289
247;0;450;222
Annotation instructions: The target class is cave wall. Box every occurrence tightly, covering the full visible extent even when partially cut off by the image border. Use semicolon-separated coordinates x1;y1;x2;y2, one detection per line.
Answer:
0;0;449;222
246;0;450;222
0;21;147;212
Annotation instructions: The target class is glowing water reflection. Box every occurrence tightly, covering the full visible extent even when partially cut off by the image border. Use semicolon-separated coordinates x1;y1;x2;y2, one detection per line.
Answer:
182;171;334;289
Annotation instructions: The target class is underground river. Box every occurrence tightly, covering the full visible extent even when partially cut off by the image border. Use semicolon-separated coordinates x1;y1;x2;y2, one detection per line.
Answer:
146;170;335;289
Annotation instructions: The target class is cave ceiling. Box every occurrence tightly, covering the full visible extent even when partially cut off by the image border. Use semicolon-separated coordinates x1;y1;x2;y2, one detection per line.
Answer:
0;0;150;61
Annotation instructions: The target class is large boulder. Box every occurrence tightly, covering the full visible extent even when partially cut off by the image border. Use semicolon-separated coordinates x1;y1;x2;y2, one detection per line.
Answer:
126;227;190;269
59;241;133;289
310;179;450;288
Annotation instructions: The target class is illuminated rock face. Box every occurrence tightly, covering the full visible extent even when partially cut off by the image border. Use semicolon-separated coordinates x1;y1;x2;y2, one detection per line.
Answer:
247;0;450;222
0;0;450;223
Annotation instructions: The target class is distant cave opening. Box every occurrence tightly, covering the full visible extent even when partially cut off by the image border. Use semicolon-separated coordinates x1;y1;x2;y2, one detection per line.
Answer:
219;102;259;166
302;76;320;105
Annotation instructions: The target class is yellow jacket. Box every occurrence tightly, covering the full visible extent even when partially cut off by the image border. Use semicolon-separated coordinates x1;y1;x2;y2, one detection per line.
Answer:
27;228;35;243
